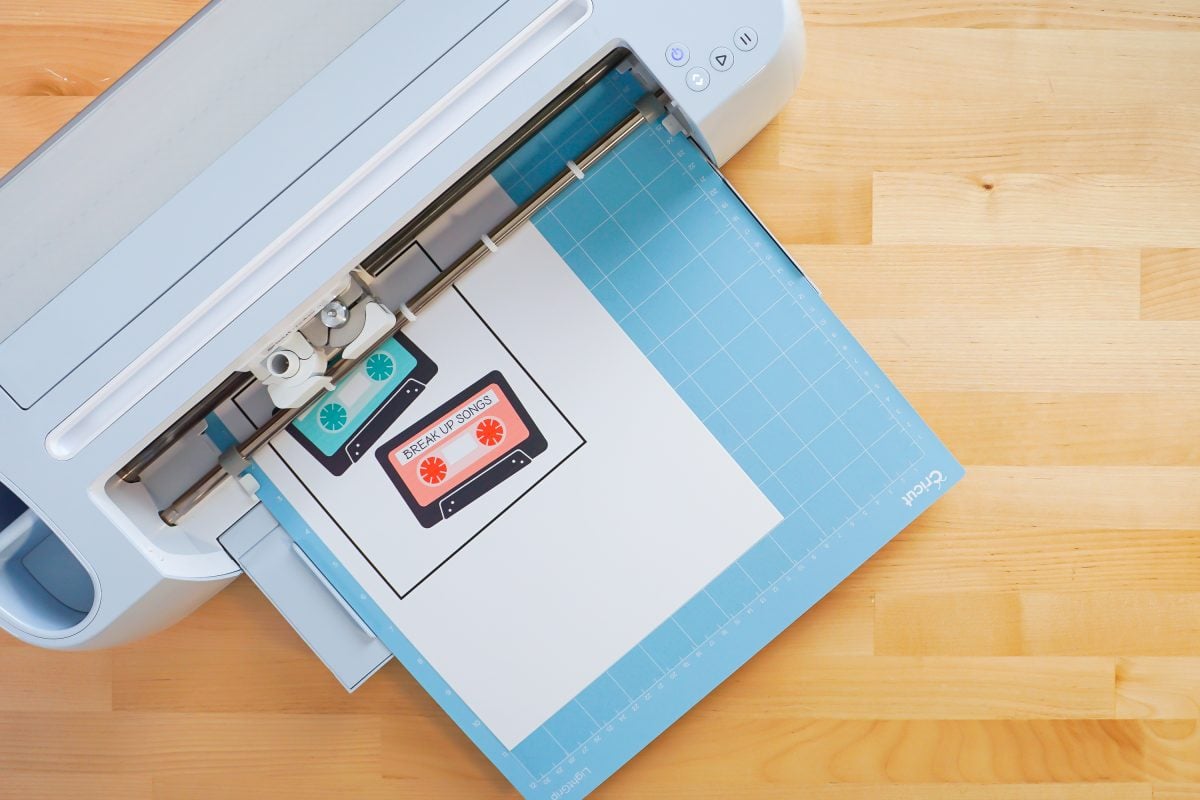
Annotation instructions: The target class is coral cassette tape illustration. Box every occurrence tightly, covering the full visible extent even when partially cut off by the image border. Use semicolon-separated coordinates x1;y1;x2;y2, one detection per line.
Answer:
376;370;548;528
289;332;438;475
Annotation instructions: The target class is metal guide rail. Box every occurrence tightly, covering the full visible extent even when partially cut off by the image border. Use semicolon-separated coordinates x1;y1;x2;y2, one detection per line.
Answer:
135;51;665;525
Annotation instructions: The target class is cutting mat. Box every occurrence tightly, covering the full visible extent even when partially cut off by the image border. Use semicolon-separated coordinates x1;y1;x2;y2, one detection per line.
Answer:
1;1;1199;799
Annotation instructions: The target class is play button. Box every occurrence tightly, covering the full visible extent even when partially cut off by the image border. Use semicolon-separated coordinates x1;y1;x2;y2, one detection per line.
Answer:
710;47;733;72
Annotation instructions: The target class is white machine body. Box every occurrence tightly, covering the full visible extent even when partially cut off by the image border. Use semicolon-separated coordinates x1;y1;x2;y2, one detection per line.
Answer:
0;0;805;668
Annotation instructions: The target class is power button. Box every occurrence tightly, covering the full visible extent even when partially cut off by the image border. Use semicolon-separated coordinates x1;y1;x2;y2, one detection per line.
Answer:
665;43;690;67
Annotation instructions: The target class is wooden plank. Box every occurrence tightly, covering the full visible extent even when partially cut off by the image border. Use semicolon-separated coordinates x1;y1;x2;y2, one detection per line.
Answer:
721;105;877;246
873;173;1200;248
801;0;1200;30
706;656;1116;719
791;246;1141;320
778;101;1200;176
607;719;1192;786
0;0;203;28
0;773;152;800
1156;787;1200;799
0;25;170;96
843;525;1200;593
844;320;1200;393
901;467;1200;534
1142;249;1200;320
0;646;111;712
907;392;1200;467
723;167;873;244
799;30;1200;104
113;641;422;715
874;592;1026;656
875;592;1200;656
1117;658;1200;719
0;711;380;776
624;786;1154;800
381;715;516;798
0;0;198;105
772;589;876;656
153;773;396;800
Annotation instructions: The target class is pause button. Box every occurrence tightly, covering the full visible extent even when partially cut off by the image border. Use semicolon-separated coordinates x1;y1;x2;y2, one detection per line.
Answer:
734;26;758;52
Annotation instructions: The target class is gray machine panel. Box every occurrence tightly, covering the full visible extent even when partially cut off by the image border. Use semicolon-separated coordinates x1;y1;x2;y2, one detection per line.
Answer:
0;0;513;407
0;0;407;348
221;513;392;691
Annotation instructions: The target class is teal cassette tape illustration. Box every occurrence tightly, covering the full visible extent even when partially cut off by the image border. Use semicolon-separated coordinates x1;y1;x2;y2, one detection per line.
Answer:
289;332;438;475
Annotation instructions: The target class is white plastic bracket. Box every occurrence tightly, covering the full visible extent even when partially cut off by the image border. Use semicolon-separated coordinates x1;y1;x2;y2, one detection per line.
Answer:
237;473;261;496
635;94;666;124
258;330;332;410
341;300;397;361
662;112;686;138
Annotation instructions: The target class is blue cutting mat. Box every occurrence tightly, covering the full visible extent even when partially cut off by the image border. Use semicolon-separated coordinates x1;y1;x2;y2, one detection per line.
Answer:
219;68;962;800
483;69;964;794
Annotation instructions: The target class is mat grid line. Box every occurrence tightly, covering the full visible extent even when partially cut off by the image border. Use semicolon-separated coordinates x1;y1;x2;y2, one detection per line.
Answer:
537;123;920;530
494;73;933;783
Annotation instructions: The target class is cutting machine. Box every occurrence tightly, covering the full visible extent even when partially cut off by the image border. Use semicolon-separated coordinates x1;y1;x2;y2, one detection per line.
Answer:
0;0;804;688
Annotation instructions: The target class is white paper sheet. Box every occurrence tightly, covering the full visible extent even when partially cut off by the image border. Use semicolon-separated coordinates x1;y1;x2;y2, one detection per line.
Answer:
220;178;781;748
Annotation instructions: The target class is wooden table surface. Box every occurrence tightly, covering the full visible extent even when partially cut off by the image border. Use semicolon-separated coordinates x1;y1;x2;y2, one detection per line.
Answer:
2;1;1199;798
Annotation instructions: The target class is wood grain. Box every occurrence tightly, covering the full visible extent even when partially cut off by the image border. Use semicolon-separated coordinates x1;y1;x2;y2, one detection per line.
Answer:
1118;658;1200;719
906;392;1200;466
778;101;1200;175
801;0;1200;29
875;592;1200;656
844;321;1200;392
0;0;1198;798
799;30;1200;104
873;173;1200;247
790;245;1142;319
0;96;88;170
1142;249;1200;319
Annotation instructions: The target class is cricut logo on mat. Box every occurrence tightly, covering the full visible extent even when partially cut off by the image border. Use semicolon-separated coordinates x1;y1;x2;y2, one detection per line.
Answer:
549;768;592;800
902;470;948;507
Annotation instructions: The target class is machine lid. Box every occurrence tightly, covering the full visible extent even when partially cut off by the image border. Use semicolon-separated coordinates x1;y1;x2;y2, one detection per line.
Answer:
0;0;408;402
